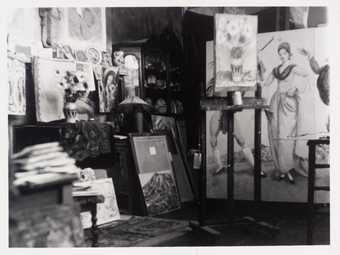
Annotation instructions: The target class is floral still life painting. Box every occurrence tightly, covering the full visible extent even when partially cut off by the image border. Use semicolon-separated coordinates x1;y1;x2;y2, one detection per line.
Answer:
215;14;257;92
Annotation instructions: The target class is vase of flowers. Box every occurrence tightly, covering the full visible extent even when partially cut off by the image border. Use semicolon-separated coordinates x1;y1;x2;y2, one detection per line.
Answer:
59;71;88;123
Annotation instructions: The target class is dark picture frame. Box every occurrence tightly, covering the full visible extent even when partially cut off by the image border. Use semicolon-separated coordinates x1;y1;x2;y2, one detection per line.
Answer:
129;132;181;216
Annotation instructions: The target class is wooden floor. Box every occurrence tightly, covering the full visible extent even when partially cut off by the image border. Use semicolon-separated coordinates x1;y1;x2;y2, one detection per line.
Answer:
92;201;329;247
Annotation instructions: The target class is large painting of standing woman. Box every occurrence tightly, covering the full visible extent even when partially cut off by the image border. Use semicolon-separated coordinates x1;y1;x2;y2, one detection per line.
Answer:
258;41;313;184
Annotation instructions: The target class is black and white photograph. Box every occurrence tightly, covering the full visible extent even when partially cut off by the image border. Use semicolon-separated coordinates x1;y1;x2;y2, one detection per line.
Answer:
3;1;339;253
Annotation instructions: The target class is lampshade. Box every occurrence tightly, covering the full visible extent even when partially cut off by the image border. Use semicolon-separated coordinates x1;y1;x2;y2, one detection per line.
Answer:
117;96;153;112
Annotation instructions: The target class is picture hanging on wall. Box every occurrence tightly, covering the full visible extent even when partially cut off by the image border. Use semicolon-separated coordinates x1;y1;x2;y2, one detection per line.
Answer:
33;57;76;122
40;7;106;50
130;134;181;216
67;8;106;50
8;55;26;115
214;14;257;93
99;67;121;113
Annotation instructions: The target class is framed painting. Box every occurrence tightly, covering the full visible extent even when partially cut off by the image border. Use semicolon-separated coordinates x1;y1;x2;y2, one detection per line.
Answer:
151;115;194;202
8;54;26;115
129;134;181;216
214;14;257;93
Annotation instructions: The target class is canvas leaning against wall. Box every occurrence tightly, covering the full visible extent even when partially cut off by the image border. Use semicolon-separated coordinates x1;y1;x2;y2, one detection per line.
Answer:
258;27;329;203
79;178;120;229
205;27;329;203
130;135;181;216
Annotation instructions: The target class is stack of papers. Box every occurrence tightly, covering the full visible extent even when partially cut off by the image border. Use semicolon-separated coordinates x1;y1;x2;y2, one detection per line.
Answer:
12;142;80;187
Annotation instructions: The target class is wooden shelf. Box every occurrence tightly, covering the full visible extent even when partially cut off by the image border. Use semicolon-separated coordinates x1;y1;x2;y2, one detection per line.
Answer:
200;97;269;111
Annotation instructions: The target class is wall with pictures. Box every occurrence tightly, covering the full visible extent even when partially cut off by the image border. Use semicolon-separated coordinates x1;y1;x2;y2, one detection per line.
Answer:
206;27;329;203
7;8;111;125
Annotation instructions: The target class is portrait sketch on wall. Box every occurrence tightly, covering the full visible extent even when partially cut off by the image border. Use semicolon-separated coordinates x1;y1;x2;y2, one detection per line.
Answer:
99;68;120;113
67;8;106;50
8;55;26;115
215;14;257;92
40;8;106;50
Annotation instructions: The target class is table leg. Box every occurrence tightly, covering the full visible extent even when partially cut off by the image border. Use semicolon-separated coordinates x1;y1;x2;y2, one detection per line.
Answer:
90;204;98;247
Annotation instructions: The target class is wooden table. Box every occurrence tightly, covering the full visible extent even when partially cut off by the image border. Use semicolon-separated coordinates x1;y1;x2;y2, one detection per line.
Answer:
73;193;105;247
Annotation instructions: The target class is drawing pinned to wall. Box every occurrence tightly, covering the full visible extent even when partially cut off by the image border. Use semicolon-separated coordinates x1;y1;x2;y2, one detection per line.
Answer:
8;55;26;115
68;8;106;49
39;8;67;48
214;14;257;93
39;8;106;50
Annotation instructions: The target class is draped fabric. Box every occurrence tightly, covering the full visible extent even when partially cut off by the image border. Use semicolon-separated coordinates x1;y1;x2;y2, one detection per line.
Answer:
272;64;297;81
183;11;214;149
60;121;112;161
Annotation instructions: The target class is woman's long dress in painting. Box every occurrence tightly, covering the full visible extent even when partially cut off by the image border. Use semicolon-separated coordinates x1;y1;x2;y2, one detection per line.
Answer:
266;64;314;174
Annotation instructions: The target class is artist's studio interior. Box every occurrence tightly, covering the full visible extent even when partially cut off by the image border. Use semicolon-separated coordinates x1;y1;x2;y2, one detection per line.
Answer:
8;6;330;247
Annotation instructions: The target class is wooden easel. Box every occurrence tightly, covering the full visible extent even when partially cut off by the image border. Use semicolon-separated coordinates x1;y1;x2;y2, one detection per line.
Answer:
190;84;279;235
